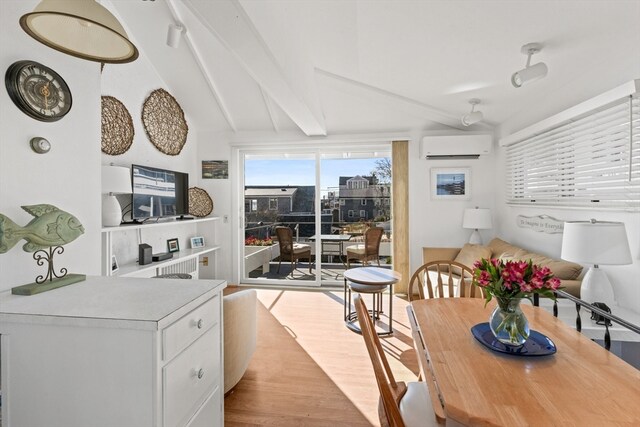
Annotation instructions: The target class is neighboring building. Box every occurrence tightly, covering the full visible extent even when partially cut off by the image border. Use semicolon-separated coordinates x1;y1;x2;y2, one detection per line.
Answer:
338;175;391;222
244;185;316;237
245;187;297;217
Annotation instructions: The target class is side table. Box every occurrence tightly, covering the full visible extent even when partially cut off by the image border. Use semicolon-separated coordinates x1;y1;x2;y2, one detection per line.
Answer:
343;266;401;335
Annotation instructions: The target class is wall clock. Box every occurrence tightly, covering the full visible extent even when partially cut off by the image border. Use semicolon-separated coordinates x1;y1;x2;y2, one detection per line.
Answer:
5;60;72;122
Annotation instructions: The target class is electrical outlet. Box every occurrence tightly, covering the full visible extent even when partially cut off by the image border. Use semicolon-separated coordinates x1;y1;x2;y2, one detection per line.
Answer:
223;214;229;223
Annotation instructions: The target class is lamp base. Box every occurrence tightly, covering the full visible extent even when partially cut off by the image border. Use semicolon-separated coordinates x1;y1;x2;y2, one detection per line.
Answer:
102;194;123;227
580;267;616;307
468;229;482;245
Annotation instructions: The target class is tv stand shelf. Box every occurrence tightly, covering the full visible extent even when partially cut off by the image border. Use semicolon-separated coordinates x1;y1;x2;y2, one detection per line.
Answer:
101;216;220;233
102;216;220;278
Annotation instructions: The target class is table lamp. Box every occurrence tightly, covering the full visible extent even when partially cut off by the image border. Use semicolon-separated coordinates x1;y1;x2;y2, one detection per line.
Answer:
561;220;632;307
462;207;492;244
102;164;131;227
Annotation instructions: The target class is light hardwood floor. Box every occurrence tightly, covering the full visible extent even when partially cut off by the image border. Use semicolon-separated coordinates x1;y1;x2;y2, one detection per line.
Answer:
224;287;419;426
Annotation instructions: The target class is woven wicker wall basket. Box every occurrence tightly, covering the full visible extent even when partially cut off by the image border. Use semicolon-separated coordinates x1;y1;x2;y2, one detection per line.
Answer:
142;88;188;156
189;187;213;217
101;96;134;155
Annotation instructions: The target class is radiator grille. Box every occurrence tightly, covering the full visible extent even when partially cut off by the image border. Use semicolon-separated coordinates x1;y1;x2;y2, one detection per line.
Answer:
158;258;197;277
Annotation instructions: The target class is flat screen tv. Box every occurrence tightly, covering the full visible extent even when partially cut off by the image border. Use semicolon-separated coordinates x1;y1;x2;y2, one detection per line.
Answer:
131;164;189;221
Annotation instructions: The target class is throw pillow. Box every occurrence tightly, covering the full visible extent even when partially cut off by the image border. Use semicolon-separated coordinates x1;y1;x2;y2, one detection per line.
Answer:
454;243;492;269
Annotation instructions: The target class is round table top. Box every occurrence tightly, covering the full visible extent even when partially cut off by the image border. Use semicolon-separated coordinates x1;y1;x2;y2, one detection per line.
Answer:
343;266;401;285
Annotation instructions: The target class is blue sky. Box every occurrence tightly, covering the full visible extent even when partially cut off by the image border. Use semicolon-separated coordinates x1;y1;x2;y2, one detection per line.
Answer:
245;158;383;189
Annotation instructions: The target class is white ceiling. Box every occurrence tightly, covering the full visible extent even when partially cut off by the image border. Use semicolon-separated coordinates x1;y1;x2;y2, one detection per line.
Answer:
110;0;640;137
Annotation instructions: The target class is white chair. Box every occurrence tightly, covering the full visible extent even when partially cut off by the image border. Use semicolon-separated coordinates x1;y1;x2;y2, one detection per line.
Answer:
354;294;438;427
223;289;257;394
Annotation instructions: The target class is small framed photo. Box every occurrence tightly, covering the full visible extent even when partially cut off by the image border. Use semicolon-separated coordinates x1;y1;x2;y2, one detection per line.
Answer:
167;238;180;253
190;236;205;248
431;168;471;200
111;254;119;273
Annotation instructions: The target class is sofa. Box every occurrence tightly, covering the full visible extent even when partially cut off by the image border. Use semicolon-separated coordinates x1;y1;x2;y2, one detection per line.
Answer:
422;238;583;297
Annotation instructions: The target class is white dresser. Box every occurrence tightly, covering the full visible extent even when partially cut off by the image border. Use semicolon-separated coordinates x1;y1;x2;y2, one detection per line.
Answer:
0;276;226;427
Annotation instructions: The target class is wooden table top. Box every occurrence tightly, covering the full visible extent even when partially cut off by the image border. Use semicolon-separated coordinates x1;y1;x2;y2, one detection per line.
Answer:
409;298;640;426
343;267;401;285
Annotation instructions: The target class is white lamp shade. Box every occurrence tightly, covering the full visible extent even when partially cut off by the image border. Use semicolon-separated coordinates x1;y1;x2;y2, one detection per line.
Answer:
462;208;492;230
101;165;131;195
561;221;632;265
20;0;138;63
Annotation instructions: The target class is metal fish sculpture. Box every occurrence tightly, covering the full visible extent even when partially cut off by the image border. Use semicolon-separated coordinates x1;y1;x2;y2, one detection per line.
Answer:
0;204;85;253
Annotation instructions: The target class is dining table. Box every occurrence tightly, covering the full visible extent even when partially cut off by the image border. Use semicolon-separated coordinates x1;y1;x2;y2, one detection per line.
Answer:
407;298;640;426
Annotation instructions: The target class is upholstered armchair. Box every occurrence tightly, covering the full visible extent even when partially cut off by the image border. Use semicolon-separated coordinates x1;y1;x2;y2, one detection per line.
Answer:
223;289;257;394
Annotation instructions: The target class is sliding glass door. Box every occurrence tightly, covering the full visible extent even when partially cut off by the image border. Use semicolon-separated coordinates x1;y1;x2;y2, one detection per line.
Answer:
240;146;391;287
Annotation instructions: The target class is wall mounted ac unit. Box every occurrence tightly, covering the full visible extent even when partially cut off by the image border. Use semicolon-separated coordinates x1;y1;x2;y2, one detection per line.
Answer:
421;134;492;159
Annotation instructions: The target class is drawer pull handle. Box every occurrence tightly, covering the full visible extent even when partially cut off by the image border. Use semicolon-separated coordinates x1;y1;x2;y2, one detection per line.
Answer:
196;319;203;329
197;369;205;379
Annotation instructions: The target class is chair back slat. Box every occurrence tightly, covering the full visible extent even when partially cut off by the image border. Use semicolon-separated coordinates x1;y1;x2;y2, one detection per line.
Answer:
408;260;482;301
354;295;406;427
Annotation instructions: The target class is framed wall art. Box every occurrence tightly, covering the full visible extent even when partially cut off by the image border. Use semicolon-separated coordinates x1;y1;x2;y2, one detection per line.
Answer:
202;160;229;179
431;168;471;200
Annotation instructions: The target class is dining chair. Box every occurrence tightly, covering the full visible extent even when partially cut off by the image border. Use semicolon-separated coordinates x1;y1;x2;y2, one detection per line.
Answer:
275;226;312;275
346;226;384;268
354;294;438;427
407;260;481;301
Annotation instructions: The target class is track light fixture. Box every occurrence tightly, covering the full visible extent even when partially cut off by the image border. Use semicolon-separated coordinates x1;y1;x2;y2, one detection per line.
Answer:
461;99;483;126
511;43;548;88
166;24;185;48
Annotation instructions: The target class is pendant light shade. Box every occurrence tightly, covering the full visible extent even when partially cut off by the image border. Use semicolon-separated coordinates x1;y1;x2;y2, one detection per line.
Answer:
20;0;138;64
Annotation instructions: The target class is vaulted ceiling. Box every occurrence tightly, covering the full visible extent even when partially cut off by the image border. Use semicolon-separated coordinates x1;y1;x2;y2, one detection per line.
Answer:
110;0;640;137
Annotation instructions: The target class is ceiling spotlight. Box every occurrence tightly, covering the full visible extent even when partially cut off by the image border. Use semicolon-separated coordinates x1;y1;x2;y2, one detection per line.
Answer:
166;24;185;48
461;99;483;126
511;43;548;88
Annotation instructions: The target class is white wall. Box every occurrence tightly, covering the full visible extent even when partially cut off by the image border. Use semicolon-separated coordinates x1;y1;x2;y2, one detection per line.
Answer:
408;130;497;275
497;71;640;311
100;39;202;269
197;132;232;282
0;1;101;292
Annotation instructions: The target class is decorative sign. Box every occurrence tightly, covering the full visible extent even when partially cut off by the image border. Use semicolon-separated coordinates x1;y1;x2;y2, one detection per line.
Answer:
516;215;565;234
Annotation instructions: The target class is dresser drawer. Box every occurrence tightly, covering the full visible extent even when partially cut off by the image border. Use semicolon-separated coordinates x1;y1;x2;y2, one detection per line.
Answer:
164;326;220;427
163;295;219;361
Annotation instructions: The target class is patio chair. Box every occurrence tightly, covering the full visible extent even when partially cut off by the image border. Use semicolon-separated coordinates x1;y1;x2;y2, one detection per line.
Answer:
407;260;482;301
346;227;384;268
275;226;312;275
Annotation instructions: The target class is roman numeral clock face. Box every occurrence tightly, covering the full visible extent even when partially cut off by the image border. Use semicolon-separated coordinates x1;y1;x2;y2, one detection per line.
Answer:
5;60;72;122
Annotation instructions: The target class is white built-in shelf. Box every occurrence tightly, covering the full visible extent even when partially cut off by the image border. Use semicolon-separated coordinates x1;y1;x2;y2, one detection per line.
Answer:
101;216;220;233
114;245;221;277
101;216;221;277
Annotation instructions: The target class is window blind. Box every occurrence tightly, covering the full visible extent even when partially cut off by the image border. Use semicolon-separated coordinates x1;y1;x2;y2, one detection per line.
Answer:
505;96;640;209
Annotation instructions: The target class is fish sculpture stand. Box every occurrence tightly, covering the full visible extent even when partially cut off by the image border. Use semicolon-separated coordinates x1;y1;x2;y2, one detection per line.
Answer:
0;204;86;296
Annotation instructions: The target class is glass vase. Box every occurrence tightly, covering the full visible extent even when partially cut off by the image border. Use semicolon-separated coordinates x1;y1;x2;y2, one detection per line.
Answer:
489;297;530;347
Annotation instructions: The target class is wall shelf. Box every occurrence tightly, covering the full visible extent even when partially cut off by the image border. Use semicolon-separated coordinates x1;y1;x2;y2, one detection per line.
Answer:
102;216;220;278
114;245;221;278
101;216;220;233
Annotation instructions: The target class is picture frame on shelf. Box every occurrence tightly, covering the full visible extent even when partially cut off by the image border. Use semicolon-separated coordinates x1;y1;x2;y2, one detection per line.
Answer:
190;236;205;248
167;238;180;253
111;254;119;273
430;168;471;200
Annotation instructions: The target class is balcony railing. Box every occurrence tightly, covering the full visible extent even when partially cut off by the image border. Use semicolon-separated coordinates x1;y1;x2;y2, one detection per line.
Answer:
533;291;640;351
